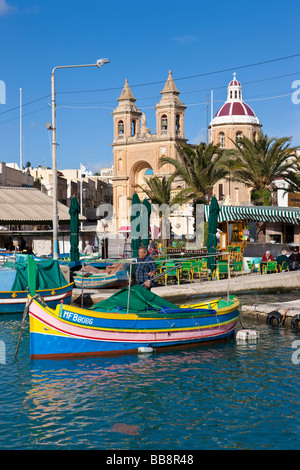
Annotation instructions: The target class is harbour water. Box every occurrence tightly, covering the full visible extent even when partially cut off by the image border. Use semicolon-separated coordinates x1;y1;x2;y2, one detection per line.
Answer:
0;291;299;450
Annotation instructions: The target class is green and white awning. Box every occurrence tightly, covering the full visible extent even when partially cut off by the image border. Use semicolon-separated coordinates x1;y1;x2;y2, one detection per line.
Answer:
204;205;300;225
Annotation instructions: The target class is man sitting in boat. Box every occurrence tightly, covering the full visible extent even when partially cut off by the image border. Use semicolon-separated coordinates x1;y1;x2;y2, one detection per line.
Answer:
135;246;156;290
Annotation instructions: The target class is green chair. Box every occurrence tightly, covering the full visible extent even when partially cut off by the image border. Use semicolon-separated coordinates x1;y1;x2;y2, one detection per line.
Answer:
163;262;181;285
263;261;278;274
246;260;260;275
213;262;230;280
180;261;194;282
231;261;244;277
278;260;289;272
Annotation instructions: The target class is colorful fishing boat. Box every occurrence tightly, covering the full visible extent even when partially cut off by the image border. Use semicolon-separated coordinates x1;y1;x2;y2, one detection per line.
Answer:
28;285;239;359
0;257;73;314
72;262;129;289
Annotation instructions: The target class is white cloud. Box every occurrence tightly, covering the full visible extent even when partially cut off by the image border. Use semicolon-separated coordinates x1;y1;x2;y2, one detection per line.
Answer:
0;0;16;15
171;35;198;45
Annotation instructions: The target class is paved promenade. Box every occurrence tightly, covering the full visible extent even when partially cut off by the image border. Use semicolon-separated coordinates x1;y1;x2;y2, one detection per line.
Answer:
71;270;300;323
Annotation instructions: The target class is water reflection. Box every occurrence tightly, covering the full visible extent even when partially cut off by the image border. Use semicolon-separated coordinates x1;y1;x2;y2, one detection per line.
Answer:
1;307;300;449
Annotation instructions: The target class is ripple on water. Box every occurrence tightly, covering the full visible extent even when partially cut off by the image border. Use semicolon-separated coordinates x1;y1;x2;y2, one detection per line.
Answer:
0;309;300;449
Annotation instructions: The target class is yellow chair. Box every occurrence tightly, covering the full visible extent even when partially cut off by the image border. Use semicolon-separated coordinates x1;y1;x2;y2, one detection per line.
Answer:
180;262;194;282
263;261;278;274
213;262;230;280
231;261;243;277
163;262;181;285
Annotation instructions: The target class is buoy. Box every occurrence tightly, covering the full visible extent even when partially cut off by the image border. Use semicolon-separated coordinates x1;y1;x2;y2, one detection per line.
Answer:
138;346;154;354
236;329;259;341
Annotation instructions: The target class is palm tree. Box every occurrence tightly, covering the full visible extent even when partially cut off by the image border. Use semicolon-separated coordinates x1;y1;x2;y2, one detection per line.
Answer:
159;142;227;205
223;133;299;205
137;174;178;247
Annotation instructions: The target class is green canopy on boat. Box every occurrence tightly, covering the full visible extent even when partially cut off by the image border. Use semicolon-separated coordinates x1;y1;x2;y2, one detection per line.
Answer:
11;258;68;292
90;284;178;313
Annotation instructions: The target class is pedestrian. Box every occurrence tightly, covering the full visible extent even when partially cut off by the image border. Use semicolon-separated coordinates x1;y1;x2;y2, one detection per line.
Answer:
135;246;156;290
83;240;93;255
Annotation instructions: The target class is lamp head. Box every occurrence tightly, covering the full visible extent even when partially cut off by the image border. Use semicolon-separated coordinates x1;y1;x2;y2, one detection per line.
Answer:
96;58;110;68
45;123;52;130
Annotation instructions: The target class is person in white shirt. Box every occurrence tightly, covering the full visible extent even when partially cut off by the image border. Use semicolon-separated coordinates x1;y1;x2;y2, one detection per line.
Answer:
83;240;93;255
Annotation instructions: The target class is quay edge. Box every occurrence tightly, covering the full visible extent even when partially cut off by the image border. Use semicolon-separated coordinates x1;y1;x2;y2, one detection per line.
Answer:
71;271;300;325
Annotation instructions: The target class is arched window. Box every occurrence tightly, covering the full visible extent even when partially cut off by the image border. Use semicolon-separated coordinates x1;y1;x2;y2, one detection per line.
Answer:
236;132;243;141
118;120;124;135
219;132;225;148
234;90;238;99
131;120;136;136
161;115;168;134
175;114;180;132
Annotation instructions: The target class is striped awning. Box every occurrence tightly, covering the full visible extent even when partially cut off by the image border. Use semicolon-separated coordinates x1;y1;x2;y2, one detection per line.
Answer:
204;205;300;225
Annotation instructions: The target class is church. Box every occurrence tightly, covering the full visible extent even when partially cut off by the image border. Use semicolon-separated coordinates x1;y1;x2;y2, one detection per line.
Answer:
111;71;261;231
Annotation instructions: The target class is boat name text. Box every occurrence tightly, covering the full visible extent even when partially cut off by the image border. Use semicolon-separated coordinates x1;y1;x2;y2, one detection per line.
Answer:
62;311;93;325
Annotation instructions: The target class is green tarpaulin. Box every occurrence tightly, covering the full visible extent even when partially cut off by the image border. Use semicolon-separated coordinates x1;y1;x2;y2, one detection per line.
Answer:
90;284;177;313
11;258;68;292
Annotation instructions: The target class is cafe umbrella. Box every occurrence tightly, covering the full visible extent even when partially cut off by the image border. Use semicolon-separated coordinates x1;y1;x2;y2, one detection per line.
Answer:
69;196;80;262
142;198;152;249
206;196;219;276
130;193;142;258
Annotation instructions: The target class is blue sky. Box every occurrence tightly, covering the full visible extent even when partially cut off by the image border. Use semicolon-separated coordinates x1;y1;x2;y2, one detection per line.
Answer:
0;0;299;173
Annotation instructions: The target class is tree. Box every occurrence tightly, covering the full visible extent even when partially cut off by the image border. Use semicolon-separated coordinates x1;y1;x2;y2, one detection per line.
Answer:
137;174;178;247
223;133;299;205
159;142;226;205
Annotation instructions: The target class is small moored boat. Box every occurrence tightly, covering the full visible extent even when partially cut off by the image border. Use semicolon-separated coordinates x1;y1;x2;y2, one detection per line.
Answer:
72;262;129;289
0;257;73;314
28;285;239;359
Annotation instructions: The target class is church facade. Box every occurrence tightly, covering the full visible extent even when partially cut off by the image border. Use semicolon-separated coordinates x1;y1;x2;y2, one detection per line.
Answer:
111;71;261;231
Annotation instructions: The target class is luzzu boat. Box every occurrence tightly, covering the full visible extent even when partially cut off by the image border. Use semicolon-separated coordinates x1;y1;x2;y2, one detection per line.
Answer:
28;285;239;359
0;256;73;314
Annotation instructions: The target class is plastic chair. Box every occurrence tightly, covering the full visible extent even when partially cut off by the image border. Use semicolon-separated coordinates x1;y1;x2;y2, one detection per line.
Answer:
246;260;260;275
163;262;181;285
263;261;278;274
278;261;289;272
213;262;230;280
231;261;243;277
180;262;194;282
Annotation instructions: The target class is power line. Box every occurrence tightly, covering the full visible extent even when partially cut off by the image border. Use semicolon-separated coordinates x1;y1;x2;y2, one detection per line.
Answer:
0;53;299;121
57;53;300;95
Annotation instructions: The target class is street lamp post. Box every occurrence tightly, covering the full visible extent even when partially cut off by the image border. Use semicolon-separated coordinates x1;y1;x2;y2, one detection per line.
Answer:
50;58;110;259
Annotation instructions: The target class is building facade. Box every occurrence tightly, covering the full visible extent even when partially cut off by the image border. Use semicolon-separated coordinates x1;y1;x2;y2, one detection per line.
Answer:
209;74;262;206
111;71;187;229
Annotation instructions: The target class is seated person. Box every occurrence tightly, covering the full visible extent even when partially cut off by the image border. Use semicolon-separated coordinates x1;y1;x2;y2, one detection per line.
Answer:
276;249;291;271
260;250;274;273
289;247;300;270
261;250;274;262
